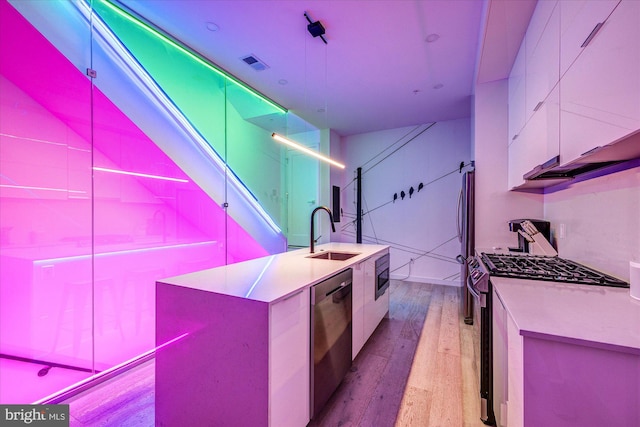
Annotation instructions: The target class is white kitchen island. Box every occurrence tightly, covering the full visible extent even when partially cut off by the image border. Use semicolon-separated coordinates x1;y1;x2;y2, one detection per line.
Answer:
155;243;389;427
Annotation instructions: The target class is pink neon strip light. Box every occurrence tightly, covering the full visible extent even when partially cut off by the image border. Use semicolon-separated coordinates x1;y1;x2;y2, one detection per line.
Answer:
93;166;189;183
0;184;87;194
32;332;189;405
0;132;67;146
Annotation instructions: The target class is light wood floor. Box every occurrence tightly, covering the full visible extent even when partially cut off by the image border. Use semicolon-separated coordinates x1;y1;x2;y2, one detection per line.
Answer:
64;280;485;426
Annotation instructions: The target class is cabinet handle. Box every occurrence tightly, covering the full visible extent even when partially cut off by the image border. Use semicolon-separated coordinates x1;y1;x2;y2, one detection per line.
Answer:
533;101;544;112
580;146;603;157
580;22;604;48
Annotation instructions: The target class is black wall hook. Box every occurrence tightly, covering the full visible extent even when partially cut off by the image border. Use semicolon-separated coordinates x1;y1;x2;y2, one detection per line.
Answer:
409;186;414;198
400;191;406;200
418;182;424;192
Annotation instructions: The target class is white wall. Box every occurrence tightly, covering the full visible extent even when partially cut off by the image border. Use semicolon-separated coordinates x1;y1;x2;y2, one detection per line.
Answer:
544;163;640;281
335;119;471;286
473;80;543;250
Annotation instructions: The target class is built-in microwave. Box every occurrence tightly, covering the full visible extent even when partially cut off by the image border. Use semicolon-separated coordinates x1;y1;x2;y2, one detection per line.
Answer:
374;253;390;300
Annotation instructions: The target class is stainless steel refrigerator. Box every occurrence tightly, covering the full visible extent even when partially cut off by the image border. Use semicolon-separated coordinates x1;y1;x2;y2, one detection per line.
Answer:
457;169;475;324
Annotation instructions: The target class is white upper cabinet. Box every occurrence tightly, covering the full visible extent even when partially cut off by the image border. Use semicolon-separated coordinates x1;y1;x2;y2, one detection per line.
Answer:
508;0;640;190
508;127;530;189
507;1;561;188
508;86;560;189
525;0;560;122
559;0;640;164
559;0;620;76
508;43;526;143
529;86;560;173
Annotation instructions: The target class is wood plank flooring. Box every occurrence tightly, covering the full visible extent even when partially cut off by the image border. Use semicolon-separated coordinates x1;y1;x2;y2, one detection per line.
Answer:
310;281;485;427
63;280;485;426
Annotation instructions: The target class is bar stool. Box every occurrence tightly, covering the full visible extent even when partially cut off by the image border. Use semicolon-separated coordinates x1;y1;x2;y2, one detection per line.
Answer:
52;276;122;357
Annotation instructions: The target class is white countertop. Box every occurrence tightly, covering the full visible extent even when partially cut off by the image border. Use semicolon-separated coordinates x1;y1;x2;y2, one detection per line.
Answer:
492;277;640;354
157;242;389;304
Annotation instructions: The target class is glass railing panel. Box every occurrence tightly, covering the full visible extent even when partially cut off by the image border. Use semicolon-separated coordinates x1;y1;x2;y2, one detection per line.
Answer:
224;79;289;234
91;0;286;256
88;3;230;367
0;0;94;403
92;0;228;159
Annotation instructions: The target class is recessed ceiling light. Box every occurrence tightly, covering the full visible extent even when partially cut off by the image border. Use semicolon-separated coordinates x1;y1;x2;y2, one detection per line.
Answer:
425;33;440;43
206;22;219;32
433;83;444;89
278;79;288;85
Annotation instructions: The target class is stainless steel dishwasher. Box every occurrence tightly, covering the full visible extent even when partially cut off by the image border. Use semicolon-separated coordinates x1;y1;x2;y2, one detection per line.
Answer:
310;268;353;418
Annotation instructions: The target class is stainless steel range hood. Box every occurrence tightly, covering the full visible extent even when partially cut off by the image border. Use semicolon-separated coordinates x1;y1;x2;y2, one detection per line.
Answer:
518;129;640;189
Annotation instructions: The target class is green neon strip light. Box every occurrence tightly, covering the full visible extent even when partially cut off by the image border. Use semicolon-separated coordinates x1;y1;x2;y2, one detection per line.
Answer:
96;0;287;114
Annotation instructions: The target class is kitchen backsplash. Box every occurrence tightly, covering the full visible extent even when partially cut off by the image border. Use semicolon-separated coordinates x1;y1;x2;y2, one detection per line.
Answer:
544;161;640;281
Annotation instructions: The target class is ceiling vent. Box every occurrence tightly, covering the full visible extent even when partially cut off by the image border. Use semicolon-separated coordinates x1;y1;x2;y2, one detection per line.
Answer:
241;54;269;71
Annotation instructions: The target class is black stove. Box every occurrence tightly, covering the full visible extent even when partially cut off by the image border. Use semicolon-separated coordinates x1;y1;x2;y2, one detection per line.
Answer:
480;253;629;288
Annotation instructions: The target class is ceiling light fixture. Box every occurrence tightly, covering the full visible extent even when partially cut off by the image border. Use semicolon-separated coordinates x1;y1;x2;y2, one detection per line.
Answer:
304;12;327;44
272;133;345;169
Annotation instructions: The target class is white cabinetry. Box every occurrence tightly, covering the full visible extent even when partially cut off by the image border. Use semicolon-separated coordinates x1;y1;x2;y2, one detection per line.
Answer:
559;0;640;164
363;252;389;341
508;134;528;190
493;287;508;426
508;1;560;188
508;43;526;142
492;287;523;427
559;0;620;76
506;306;523;427
524;0;559;122
352;260;366;359
507;0;640;189
269;288;310;427
508;86;560;189
492;279;640;426
353;251;390;359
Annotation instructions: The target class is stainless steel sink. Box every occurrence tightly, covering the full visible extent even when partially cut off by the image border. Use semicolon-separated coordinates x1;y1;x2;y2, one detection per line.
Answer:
307;251;360;261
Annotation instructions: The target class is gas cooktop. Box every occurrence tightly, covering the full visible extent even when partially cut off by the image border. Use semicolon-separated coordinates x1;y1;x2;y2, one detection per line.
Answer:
480;253;629;288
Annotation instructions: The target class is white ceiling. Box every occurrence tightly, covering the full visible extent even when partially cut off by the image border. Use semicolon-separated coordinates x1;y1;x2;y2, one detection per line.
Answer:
118;0;535;137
